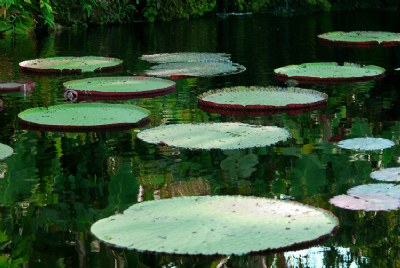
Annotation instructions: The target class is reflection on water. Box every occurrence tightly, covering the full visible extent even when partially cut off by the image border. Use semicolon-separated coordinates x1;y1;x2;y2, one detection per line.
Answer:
0;10;400;268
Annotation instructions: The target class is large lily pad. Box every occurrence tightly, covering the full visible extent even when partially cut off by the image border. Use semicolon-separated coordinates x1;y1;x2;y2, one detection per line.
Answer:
19;56;123;74
330;183;400;211
370;167;400;182
318;31;400;48
91;195;339;255
137;123;290;150
145;61;246;78
18;103;150;132
0;80;35;93
140;52;231;63
337;137;395;151
0;143;13;160
198;86;327;115
63;76;175;100
274;62;385;84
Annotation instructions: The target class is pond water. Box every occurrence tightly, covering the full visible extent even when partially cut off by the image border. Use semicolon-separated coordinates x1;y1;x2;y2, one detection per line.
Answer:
1;10;400;268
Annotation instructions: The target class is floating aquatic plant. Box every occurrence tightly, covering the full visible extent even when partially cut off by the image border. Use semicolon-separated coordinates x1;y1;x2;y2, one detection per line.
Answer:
318;31;400;48
19;56;123;74
63;76;176;101
337;137;395;151
90;195;339;255
370;167;400;182
198;86;327;115
137;122;290;150
0;143;13;160
145;61;246;78
0;80;35;93
18;103;150;132
274;62;385;84
330;183;400;211
140;52;231;63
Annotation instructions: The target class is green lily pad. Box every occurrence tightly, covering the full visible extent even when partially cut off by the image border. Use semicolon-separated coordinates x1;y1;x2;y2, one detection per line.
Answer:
140;52;231;63
337;137;395;151
137;123;290;150
318;31;400;48
370;167;400;182
19;56;123;74
0;80;35;93
198;86;327;115
274;62;385;84
63;76;175;100
145;61;246;78
18;103;150;132
90;196;339;255
0;143;13;161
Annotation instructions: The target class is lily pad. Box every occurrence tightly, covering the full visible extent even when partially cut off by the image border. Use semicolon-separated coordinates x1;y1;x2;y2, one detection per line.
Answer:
0;80;35;93
63;76;175;100
90;195;339;255
330;183;400;211
145;61;246;78
0;143;13;161
19;56;123;74
18;103;150;132
370;167;400;182
137;122;290;150
337;137;395;151
274;62;385;84
140;52;231;63
198;86;327;115
318;31;400;48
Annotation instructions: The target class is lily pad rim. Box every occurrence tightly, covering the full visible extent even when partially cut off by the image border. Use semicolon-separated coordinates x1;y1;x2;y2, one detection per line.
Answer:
139;52;232;63
0;79;36;92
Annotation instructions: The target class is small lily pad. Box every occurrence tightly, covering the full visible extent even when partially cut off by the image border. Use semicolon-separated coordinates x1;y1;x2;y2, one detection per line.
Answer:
91;195;339;255
0;143;13;160
18;103;150;132
0;80;35;93
140;52;231;63
274;62;385;84
198;86;327;115
145;61;246;78
19;56;123;74
318;31;400;48
63;76;175;100
370;167;400;182
337;137;395;151
137;123;290;150
330;183;400;211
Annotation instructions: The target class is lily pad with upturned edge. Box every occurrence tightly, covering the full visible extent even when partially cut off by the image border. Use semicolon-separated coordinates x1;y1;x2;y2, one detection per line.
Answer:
318;31;400;48
0;143;13;160
198;86;327;115
0;80;35;93
274;62;385;84
370;167;400;182
137;122;290;150
140;52;231;63
63;76;176;100
18;103;150;132
90;195;339;255
19;56;123;74
337;137;395;151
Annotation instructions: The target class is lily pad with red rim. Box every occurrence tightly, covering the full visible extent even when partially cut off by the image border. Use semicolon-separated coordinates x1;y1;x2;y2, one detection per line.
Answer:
140;52;231;63
318;31;400;48
198;86;327;116
0;143;13;160
63;76;176;101
337;137;395;151
370;167;400;182
19;56;123;74
330;183;400;211
137;122;291;150
145;61;246;78
18;103;150;132
274;62;385;84
90;195;339;255
0;80;35;93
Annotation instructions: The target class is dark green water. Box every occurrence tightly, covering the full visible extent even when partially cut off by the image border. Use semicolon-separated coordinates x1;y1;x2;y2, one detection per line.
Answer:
0;10;400;268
